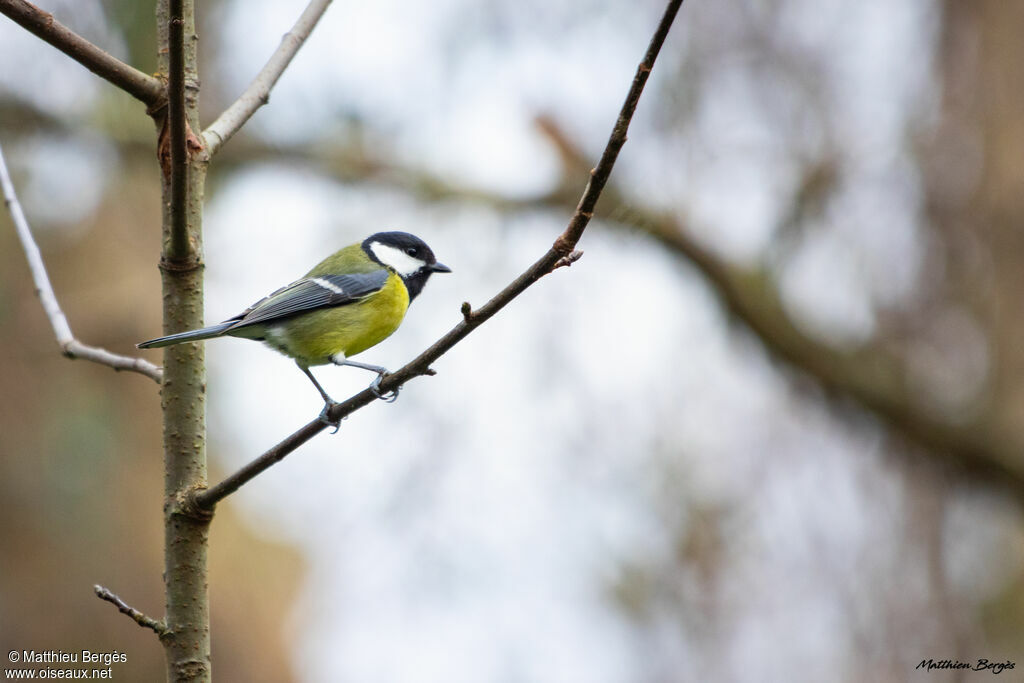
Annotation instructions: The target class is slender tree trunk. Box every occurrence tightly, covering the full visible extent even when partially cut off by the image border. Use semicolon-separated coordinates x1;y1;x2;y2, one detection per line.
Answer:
156;0;211;680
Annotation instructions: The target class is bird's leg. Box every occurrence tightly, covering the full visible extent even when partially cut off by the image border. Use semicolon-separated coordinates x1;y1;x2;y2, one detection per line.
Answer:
299;363;342;432
299;363;336;404
334;358;387;375
333;358;401;403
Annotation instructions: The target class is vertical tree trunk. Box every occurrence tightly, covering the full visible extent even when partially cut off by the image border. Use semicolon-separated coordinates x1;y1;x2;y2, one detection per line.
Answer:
155;0;212;680
926;0;1024;653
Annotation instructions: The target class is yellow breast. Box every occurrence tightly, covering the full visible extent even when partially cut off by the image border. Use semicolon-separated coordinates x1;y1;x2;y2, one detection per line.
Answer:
269;273;410;366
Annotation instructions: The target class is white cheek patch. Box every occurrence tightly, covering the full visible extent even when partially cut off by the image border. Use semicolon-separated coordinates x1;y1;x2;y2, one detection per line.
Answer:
370;242;425;277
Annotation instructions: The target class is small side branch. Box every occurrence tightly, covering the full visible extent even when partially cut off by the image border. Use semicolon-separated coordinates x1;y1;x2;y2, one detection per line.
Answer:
0;0;165;109
203;0;334;156
94;585;167;637
0;142;162;383
190;0;687;513
62;340;163;380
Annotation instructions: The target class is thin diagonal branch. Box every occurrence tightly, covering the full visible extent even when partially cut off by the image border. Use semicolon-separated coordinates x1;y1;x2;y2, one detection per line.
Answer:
0;0;165;109
94;585;167;637
202;0;334;157
190;0;686;514
0;142;163;383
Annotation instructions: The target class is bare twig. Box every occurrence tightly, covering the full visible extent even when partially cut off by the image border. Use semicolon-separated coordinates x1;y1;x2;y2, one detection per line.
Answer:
0;0;164;109
190;0;686;513
0;142;163;382
202;0;334;156
94;584;167;637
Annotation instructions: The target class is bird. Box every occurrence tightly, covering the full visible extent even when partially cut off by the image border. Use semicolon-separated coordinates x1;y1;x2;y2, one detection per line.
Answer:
138;231;450;422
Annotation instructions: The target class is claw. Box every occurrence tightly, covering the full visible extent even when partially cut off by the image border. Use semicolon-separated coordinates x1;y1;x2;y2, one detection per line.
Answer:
370;374;401;403
318;401;342;433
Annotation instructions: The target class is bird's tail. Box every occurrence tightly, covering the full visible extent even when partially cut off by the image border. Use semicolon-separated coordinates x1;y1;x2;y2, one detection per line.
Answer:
137;321;236;349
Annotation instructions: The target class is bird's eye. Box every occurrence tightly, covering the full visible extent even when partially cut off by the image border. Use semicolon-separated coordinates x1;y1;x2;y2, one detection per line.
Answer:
406;247;417;257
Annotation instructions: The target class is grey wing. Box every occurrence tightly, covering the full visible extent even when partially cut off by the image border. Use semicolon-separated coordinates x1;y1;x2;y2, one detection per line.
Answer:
226;271;389;330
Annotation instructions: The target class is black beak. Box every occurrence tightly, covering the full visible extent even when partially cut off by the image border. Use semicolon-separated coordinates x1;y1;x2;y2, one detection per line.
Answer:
430;262;452;273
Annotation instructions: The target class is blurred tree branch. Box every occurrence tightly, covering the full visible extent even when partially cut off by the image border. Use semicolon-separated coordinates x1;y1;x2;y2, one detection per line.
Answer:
190;0;688;513
202;0;334;157
530;118;1024;497
632;215;1024;498
0;142;164;382
0;0;164;109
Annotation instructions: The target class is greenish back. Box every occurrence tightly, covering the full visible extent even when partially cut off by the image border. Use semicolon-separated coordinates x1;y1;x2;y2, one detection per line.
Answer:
305;243;381;277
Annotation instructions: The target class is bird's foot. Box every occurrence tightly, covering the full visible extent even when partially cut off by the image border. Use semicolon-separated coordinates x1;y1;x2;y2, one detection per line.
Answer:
318;400;343;433
370;374;401;403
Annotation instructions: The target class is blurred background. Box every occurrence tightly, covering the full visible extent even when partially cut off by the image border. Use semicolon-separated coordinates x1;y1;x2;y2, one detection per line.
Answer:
1;0;1022;681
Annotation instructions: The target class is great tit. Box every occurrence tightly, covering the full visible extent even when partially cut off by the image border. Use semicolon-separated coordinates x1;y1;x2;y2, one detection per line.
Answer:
138;231;450;413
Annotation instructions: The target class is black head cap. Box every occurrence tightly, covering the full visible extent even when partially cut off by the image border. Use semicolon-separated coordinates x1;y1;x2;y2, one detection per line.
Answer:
362;231;451;302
